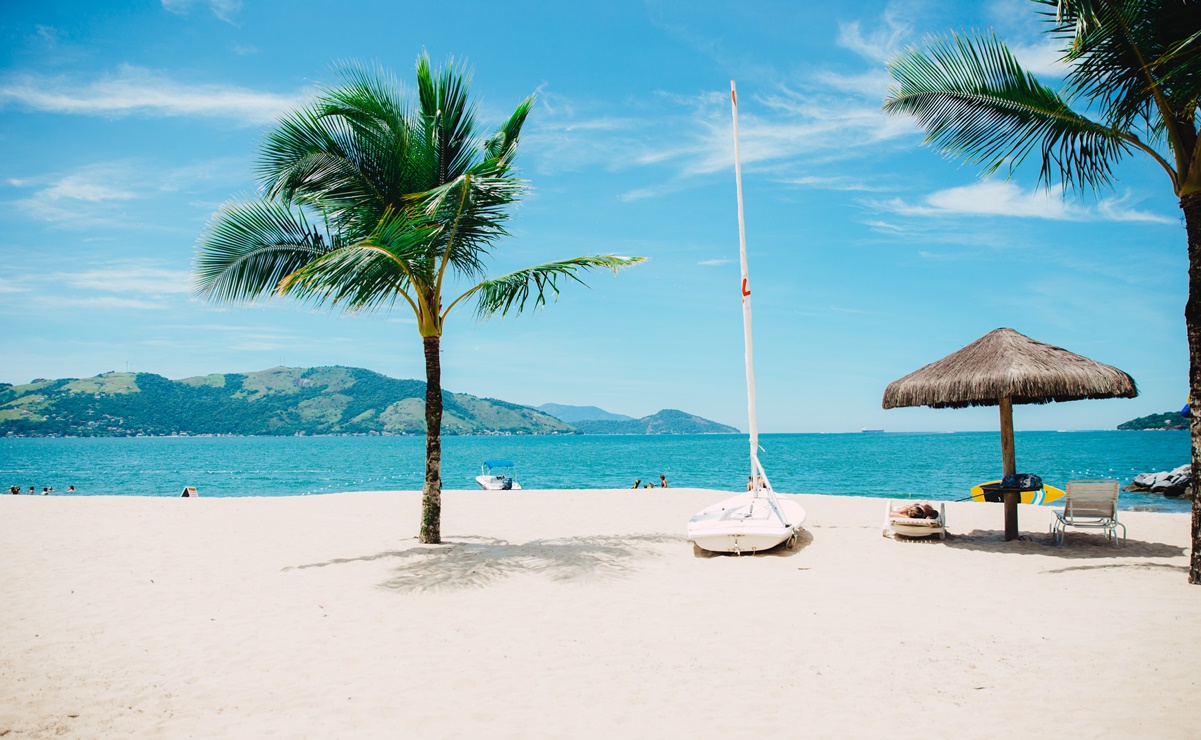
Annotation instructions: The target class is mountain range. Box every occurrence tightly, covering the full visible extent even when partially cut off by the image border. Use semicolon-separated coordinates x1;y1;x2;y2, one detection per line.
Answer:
0;367;738;437
535;403;633;423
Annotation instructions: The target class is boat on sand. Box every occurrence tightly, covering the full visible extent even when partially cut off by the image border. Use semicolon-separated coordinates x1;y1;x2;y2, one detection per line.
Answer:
686;81;806;554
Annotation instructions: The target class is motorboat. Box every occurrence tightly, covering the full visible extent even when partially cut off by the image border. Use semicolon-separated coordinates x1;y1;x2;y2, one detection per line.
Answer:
476;459;522;490
686;81;806;554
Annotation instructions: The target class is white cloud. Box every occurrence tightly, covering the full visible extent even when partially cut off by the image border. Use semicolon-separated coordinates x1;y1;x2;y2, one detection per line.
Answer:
41;174;137;203
162;0;242;25
1;262;195;313
0;64;303;125
1009;39;1070;78
8;158;252;225
35;25;59;46
835;12;912;65
782;175;892;192
874;181;1175;223
698;259;734;266
54;296;167;310
10;163;142;223
58;265;193;296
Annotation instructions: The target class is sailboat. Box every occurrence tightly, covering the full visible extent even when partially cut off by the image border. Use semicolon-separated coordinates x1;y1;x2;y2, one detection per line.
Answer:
686;81;807;555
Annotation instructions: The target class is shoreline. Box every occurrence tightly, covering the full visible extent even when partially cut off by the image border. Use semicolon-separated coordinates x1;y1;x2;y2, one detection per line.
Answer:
5;486;1192;513
3;488;1198;737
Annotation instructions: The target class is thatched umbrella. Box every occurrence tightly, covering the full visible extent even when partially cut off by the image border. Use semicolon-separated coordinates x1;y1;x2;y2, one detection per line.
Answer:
883;328;1137;540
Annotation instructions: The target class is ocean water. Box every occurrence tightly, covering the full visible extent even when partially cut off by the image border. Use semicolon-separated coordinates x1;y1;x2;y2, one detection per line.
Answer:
0;431;1191;512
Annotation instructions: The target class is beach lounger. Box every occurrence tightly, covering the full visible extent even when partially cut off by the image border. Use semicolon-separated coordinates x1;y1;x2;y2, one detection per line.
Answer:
1050;479;1124;545
883;500;945;540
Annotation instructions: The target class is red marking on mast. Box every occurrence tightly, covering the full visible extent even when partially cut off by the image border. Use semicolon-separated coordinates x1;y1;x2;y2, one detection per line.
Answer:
731;90;737;105
741;278;750;297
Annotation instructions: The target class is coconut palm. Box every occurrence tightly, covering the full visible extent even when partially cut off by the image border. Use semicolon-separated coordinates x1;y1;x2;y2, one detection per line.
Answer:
194;57;643;543
883;0;1201;582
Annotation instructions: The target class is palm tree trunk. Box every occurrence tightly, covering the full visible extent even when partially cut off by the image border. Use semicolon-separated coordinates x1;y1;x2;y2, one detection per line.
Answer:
420;335;442;544
1183;191;1201;584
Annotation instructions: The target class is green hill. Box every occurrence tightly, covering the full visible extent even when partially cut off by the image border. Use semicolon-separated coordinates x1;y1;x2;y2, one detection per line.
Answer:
1118;411;1188;431
572;409;738;435
0;366;574;437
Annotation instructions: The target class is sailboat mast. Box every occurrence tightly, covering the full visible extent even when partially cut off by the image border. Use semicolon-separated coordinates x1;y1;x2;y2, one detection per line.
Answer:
730;80;762;492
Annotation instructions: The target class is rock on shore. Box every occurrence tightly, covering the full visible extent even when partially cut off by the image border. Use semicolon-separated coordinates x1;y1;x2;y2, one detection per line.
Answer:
1124;464;1192;498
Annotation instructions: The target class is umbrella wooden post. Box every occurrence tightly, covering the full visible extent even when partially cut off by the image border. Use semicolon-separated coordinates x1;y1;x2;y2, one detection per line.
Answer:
999;397;1018;541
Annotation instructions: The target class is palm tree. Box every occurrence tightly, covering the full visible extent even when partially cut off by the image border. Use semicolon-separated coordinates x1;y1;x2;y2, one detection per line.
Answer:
193;57;643;544
882;0;1201;581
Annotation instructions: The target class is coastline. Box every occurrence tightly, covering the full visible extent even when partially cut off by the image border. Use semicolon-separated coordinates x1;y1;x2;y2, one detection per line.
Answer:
3;489;1198;737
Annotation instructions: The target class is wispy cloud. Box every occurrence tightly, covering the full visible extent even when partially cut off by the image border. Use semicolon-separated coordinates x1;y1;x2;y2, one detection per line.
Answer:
782;175;893;192
162;0;242;25
1;262;195;313
835;11;912;65
698;259;734;266
7;158;251;225
58;265;193;296
55;296;167;310
0;64;303;125
525;82;911;190
873;181;1174;223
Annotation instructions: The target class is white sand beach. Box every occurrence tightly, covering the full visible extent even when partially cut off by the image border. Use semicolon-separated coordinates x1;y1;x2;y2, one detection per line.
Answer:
2;488;1198;738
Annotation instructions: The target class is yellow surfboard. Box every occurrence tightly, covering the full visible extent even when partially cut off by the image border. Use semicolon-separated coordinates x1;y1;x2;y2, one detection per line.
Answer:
970;481;1065;505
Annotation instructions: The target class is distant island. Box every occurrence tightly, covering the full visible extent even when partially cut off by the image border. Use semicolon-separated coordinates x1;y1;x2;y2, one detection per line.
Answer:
1118;411;1188;431
535;403;633;424
566;410;738;435
0;367;736;438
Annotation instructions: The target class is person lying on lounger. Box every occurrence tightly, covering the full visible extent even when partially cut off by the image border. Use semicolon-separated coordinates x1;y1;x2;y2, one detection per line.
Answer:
890;502;940;519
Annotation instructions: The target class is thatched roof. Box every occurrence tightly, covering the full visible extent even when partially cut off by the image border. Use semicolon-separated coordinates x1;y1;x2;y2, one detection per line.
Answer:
882;328;1137;409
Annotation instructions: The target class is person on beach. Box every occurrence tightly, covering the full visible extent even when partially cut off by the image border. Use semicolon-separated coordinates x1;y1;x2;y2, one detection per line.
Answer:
631;479;641;489
747;476;754;491
889;502;939;520
659;474;668;488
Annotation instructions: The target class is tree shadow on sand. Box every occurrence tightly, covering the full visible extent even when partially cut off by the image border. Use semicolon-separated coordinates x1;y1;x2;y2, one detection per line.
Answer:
291;534;685;592
943;529;1185;559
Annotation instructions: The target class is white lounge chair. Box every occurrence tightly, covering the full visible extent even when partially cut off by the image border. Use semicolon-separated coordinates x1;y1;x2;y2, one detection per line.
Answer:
1050;479;1124;545
883;500;946;540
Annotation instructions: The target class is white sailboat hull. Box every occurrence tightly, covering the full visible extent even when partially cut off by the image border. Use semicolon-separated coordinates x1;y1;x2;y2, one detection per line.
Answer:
687;492;806;554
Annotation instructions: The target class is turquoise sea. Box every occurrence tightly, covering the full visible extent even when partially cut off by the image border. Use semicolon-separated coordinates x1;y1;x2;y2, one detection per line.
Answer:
0;431;1191;512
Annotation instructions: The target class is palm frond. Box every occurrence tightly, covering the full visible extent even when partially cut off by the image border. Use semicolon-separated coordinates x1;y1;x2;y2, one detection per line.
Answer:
416;164;526;281
279;205;442;313
885;31;1134;191
1036;0;1201;131
194;198;338;303
485;96;535;164
469;255;646;319
416;53;481;185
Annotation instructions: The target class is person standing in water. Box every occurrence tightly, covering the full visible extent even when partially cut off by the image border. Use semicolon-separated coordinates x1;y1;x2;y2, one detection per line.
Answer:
659;474;668;488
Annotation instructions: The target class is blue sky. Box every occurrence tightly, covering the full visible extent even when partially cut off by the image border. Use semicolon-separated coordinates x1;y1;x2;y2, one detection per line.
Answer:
0;0;1186;432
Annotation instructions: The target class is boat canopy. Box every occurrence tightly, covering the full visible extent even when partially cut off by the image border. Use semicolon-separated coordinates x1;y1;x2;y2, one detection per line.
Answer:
483;459;515;468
